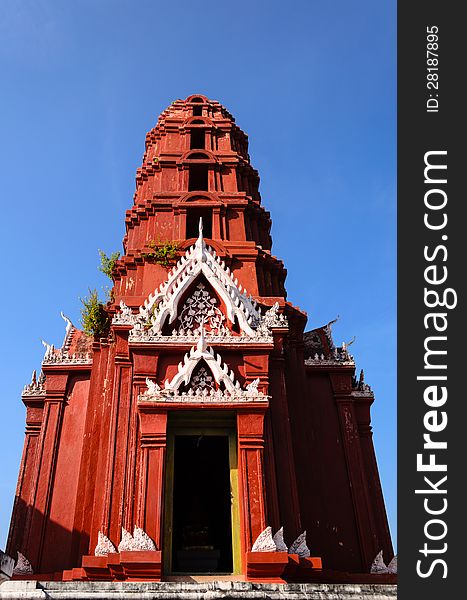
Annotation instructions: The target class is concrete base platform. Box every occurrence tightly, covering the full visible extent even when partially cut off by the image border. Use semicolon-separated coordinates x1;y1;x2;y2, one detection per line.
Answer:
0;580;397;599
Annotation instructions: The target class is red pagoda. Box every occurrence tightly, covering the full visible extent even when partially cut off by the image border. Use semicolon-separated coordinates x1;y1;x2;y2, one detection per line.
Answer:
6;95;393;584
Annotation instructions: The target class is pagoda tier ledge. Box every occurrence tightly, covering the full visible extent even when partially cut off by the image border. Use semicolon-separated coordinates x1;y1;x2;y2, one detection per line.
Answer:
112;246;278;278
40;362;93;372
105;246;284;273
126;191;265;212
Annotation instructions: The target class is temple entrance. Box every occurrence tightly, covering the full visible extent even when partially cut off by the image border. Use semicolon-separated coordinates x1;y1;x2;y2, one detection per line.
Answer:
164;421;240;575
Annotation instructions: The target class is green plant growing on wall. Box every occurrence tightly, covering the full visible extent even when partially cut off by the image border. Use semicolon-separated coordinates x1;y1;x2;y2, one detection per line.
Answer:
144;240;179;268
98;250;120;280
80;289;110;338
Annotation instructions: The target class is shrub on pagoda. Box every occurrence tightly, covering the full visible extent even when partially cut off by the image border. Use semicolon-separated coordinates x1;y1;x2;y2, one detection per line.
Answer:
98;249;120;279
80;288;110;338
144;240;179;267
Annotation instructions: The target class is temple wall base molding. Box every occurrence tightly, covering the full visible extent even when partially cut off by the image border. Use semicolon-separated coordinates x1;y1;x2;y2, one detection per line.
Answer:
0;580;397;599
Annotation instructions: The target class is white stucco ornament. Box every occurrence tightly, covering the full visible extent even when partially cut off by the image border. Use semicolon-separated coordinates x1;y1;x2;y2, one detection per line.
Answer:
289;531;310;558
94;531;116;556
273;527;288;552
387;555;397;574
133;527;157;551
251;526;277;552
145;378;161;395
118;528;136;552
13;552;33;575
370;550;387;574
370;551;397;574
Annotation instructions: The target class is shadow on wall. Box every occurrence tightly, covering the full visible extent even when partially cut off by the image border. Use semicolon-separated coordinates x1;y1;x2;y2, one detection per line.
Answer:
7;496;90;576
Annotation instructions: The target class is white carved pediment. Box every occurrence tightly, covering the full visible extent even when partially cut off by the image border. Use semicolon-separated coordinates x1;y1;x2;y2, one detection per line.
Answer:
164;326;241;393
128;219;261;337
113;219;289;343
140;329;268;404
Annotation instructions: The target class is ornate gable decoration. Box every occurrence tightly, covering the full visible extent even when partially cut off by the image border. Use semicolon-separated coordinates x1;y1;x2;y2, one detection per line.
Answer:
139;329;268;404
41;313;93;366
177;283;227;335
113;219;288;343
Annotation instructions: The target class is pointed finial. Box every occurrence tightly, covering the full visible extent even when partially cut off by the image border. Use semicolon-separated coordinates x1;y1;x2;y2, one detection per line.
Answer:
194;217;206;254
359;369;364;385
60;311;73;331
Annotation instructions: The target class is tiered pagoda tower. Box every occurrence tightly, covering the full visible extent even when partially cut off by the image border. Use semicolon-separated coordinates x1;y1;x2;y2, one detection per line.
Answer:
7;95;393;583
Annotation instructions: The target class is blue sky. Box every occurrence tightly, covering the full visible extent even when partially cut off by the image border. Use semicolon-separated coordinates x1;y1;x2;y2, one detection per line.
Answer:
0;0;396;549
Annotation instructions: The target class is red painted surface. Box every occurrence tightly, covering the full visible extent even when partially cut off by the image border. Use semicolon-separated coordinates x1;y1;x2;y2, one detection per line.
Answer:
245;551;289;583
7;95;393;581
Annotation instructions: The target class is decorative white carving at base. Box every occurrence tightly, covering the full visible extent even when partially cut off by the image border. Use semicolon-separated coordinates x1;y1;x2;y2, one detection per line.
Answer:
387;555;397;574
133;527;157;551
94;531;116;556
273;527;288;552
369;551;397;574
251;526;277;552
289;531;310;558
370;550;388;574
118;528;136;552
13;552;33;575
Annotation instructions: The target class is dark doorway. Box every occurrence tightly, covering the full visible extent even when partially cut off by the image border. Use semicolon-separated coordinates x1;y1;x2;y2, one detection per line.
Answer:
171;435;233;573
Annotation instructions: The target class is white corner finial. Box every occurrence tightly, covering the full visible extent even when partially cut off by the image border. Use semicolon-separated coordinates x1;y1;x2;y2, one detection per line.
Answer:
60;311;74;347
199;216;203;235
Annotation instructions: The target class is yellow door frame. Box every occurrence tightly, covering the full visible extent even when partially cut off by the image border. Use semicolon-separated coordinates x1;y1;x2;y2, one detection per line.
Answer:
163;424;241;575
